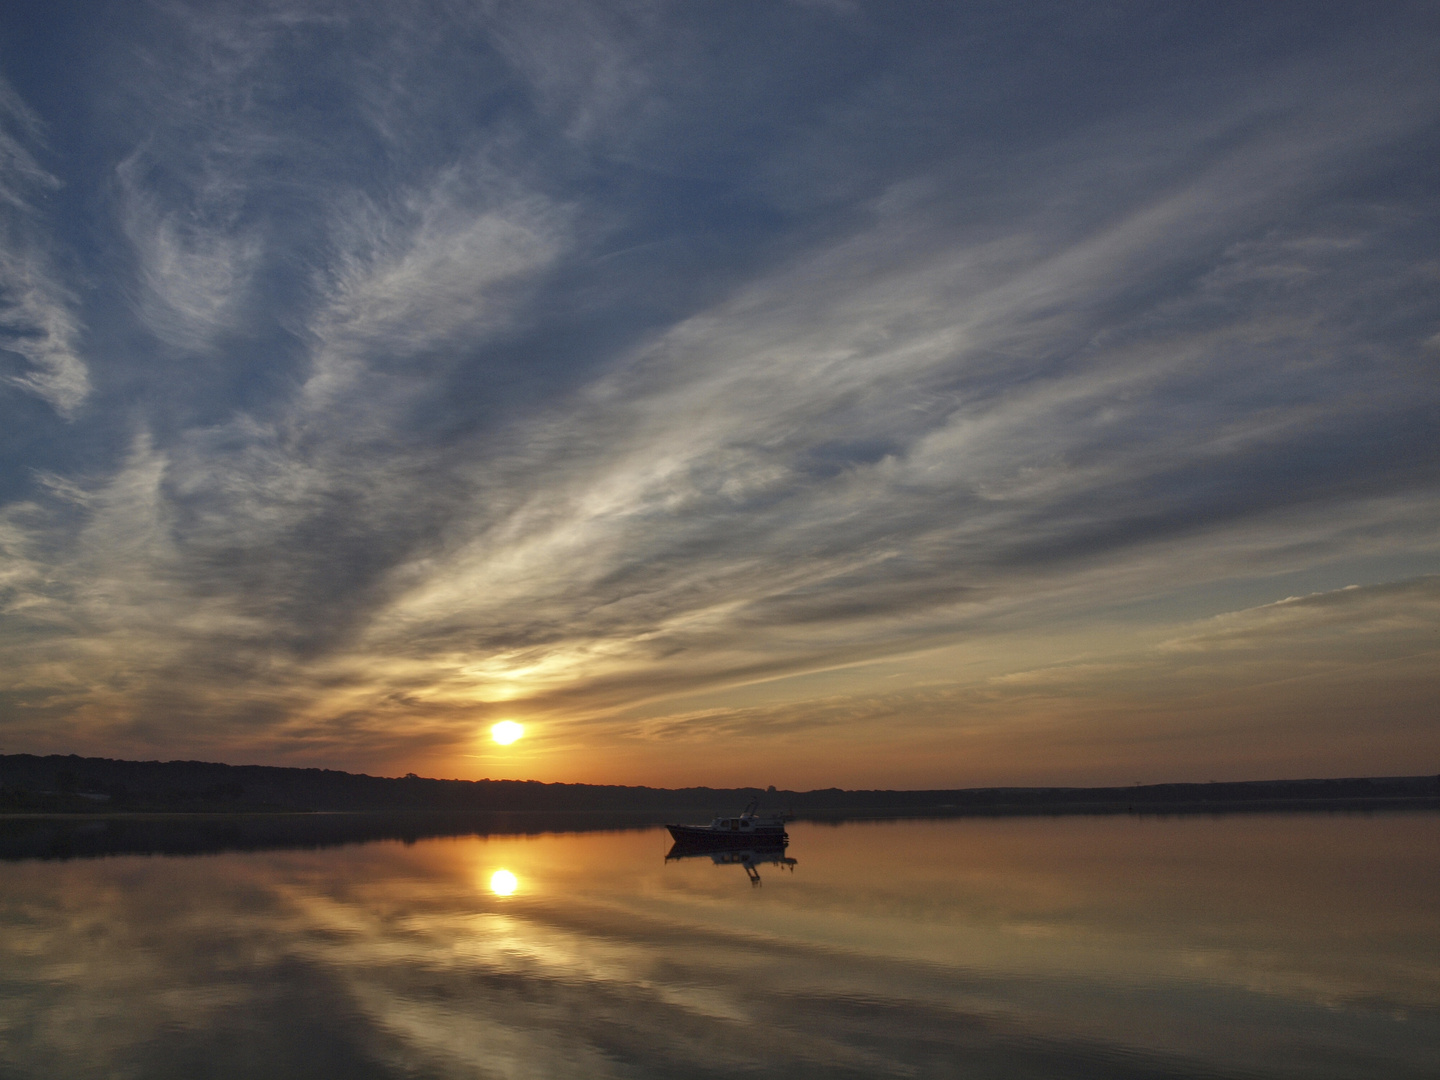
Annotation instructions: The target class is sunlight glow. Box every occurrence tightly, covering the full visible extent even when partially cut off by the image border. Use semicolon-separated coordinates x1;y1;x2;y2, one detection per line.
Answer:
491;720;524;745
490;868;518;896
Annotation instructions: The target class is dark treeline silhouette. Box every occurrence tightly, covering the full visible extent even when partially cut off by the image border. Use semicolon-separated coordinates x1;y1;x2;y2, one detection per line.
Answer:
1;754;1437;861
0;810;670;862
2;753;1437;818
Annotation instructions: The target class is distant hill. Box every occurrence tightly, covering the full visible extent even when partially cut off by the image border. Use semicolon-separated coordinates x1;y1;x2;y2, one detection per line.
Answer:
2;753;1437;817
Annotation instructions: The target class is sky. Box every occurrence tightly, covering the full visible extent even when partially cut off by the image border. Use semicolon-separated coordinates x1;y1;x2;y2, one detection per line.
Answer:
0;1;1437;789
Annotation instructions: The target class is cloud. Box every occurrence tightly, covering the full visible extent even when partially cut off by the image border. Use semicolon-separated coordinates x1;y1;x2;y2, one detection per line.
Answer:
0;2;1436;778
303;169;571;411
116;153;265;353
1159;577;1440;654
348;74;1440;699
0;78;89;416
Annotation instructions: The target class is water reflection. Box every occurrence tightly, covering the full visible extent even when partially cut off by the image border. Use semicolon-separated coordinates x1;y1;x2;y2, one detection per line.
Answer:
489;868;519;895
0;814;1435;1078
665;840;798;885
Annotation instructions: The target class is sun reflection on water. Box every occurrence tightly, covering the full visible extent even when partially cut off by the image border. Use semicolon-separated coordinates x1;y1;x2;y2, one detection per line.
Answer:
489;868;519;896
0;817;1436;1079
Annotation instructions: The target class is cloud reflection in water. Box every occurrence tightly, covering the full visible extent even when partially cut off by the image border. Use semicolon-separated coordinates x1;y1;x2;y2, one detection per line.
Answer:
0;816;1436;1078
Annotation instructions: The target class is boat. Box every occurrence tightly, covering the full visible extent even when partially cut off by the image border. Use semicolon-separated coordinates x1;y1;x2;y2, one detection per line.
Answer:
666;799;789;847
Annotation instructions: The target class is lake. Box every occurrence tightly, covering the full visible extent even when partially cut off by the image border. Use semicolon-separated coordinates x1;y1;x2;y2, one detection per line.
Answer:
0;812;1436;1078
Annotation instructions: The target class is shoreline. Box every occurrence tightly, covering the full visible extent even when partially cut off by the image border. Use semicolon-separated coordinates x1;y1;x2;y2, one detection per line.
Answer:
3;793;1440;821
3;797;1437;863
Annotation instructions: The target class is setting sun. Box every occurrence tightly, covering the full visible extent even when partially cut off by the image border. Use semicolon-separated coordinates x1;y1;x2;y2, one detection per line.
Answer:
491;721;524;745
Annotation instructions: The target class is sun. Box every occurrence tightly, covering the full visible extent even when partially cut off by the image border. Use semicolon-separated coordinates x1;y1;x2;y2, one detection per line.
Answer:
491;720;524;745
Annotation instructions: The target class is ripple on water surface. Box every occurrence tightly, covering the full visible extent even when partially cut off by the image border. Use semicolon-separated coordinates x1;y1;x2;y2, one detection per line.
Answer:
0;812;1437;1079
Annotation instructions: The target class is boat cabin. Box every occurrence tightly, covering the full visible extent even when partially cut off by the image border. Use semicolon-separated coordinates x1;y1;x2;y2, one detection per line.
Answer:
712;816;756;831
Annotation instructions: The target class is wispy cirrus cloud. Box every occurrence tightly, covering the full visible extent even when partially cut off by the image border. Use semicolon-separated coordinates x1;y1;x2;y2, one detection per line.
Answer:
0;1;1436;781
116;152;264;353
1159;577;1440;654
0;78;88;417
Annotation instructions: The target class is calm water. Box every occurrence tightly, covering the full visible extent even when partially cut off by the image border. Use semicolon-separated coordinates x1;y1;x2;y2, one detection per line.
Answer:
0;813;1436;1079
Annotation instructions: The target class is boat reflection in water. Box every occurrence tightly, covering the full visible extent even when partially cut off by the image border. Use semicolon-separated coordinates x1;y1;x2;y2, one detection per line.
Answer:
665;839;797;885
664;800;797;885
